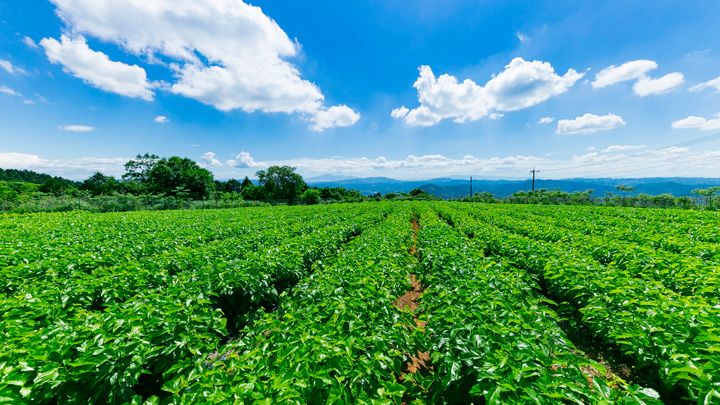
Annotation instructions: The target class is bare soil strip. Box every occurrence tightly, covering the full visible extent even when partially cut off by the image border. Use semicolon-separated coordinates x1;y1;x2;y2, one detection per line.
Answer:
393;217;434;403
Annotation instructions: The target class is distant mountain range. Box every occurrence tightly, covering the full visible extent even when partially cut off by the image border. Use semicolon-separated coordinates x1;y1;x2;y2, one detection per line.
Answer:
306;177;720;199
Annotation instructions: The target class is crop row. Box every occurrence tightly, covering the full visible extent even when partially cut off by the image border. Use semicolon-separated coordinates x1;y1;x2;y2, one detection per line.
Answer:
0;205;387;403
503;204;720;261
435;203;720;403
412;205;661;404
460;203;720;304
0;205;356;271
156;205;418;403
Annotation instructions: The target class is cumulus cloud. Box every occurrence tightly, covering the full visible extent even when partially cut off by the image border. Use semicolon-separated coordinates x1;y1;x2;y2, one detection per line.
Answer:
23;36;40;49
671;113;720;130
633;73;684;96
601;144;646;153
0;152;127;179
59;124;96;132
592;60;683;96
226;151;260;168
309;105;361;132
538;117;555;124
41;35;155;100
393;58;583;126
44;0;358;130
0;85;20;96
592;60;657;88
556;113;625;134
199;152;223;167
391;106;409;119
154;115;169;123
690;76;720;92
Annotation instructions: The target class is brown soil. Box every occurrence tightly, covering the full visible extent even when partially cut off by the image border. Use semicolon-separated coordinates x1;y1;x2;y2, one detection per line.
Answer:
571;346;633;387
395;217;434;404
393;274;427;329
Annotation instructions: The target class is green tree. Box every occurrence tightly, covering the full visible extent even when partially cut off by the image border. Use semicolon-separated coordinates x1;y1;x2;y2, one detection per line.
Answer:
692;186;720;209
301;188;321;204
146;156;215;200
122;153;160;191
39;178;72;196
0;181;19;202
214;178;244;194
256;166;307;201
615;185;636;195
240;176;253;190
240;184;265;201
80;172;121;196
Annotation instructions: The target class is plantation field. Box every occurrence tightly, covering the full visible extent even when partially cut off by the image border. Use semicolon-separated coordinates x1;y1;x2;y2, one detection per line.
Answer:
1;202;719;404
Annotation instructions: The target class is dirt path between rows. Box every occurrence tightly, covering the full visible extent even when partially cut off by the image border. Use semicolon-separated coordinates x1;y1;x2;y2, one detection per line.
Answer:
393;217;433;402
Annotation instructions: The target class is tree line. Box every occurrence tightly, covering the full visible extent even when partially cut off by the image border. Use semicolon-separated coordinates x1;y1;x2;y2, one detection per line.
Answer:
0;153;383;212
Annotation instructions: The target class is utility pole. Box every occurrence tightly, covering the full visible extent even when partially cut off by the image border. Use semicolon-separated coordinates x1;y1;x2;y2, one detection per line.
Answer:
470;176;473;197
530;167;539;191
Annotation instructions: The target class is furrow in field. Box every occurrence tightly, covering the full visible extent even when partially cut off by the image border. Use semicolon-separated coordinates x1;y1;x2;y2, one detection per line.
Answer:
437;203;720;403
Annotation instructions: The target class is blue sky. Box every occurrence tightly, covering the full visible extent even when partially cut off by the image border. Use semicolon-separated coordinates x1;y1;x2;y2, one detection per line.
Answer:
1;0;720;180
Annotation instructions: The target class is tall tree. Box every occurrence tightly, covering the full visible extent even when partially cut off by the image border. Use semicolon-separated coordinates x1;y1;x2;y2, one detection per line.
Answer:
80;172;121;196
256;166;307;200
146;156;215;200
122;153;160;184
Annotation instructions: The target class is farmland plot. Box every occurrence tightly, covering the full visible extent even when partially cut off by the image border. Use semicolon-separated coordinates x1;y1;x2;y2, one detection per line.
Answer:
1;202;718;404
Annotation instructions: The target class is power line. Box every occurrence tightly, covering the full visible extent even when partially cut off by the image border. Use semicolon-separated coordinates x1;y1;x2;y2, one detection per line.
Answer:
598;152;720;178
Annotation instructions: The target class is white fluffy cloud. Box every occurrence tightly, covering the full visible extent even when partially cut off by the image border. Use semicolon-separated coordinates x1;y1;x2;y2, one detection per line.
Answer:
59;124;96;132
309;105;361;132
592;60;657;88
41;35;155;100
633;73;684;96
601;144;645;153
690;76;720;92
219;150;545;178
538;117;555;124
154;116;169;123
393;58;583;126
391;106;409;119
44;0;358;130
556;113;625;134
226;151;260;168
592;60;683;96
211;147;718;179
0;85;20;96
3;146;715;180
0;152;127;179
671;113;720;130
199;152;223;167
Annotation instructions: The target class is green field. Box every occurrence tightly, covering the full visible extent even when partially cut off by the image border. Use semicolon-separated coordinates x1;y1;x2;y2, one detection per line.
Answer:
1;202;719;404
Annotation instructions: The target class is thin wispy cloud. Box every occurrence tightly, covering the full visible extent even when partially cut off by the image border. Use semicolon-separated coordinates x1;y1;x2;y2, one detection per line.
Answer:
59;124;96;132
